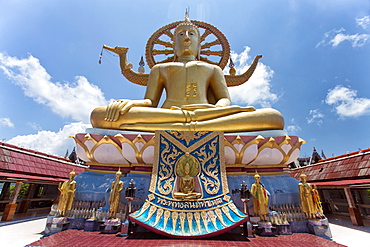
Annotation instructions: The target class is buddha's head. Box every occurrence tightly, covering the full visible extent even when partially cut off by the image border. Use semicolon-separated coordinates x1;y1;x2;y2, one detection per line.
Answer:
69;170;76;180
184;163;191;175
254;173;260;183
116;169;122;180
300;173;307;183
173;14;200;60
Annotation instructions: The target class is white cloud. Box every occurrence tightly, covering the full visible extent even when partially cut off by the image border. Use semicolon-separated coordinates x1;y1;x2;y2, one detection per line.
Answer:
286;125;301;135
316;28;369;48
0;53;108;123
0;117;14;128
225;46;278;107
330;33;369;47
307;109;324;125
325;85;370;117
286;118;301;134
356;16;370;30
28;122;42;131
7;122;90;157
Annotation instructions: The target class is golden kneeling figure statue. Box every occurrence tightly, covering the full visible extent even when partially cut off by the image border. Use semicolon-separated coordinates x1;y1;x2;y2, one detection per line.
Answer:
90;16;284;133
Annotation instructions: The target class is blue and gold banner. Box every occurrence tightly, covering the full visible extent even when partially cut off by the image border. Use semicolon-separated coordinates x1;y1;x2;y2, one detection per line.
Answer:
130;131;248;238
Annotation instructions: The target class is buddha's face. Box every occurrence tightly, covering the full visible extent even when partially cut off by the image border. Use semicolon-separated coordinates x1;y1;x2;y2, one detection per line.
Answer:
174;25;199;57
184;164;190;175
254;175;260;183
116;173;121;180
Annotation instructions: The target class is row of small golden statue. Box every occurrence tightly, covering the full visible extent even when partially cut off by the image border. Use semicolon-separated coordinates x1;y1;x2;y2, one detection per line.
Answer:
246;173;323;223
299;173;323;220
56;170;323;218
57;170;136;221
238;172;324;236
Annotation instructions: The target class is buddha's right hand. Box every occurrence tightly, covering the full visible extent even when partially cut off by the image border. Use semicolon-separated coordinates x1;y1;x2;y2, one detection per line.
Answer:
104;99;152;121
105;100;133;121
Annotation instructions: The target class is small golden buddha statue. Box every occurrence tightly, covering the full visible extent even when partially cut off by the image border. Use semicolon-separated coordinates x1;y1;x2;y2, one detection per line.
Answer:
90;15;284;133
251;173;269;222
58;170;76;217
109;169;124;219
298;173;316;220
173;154;202;200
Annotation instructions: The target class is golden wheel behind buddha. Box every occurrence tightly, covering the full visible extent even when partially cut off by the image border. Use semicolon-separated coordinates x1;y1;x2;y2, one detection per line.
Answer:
145;20;230;69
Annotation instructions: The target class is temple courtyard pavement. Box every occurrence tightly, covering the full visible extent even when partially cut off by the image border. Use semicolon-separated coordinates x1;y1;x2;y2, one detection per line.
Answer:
0;215;369;247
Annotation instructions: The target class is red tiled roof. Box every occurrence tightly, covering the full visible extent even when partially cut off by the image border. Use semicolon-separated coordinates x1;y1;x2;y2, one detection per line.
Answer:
311;178;370;186
0;171;66;182
289;150;370;182
0;142;86;181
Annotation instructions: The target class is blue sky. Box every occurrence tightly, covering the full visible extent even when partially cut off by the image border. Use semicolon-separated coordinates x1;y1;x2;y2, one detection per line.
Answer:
0;0;369;158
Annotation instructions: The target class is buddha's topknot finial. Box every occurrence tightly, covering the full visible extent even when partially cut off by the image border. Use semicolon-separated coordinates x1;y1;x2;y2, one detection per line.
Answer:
184;7;190;23
173;8;200;39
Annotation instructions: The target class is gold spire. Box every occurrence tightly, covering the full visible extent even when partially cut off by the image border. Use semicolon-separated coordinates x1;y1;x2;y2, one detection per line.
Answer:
173;9;200;39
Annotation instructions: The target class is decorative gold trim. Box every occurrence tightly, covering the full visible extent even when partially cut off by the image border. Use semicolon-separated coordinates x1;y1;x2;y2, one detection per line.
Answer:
240;135;265;165
70;134;98;163
114;134;138;164
85;169;118;174
223;195;231;202
228;203;246;218
163;210;171;230
147;194;155;201
143;205;157;222
215;208;227;227
91;135;126;163
153;208;163;227
137;135;155;165
221;205;237;223
187;212;193;234
131;163;153;167
226;171;286;176
201;211;210;233
180;212;186;234
129;170;152;175
172;211;179;234
132;201;150;218
150;190;225;202
248;164;288;168
283;138;306;164
86;163;131;167
208;210;218;230
194;212;201;234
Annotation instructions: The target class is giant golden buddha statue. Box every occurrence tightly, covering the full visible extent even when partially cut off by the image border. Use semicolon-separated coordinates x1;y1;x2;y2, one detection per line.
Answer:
91;14;284;133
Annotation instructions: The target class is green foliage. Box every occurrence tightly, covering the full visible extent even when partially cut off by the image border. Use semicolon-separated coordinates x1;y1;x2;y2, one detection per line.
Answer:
9;183;30;199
